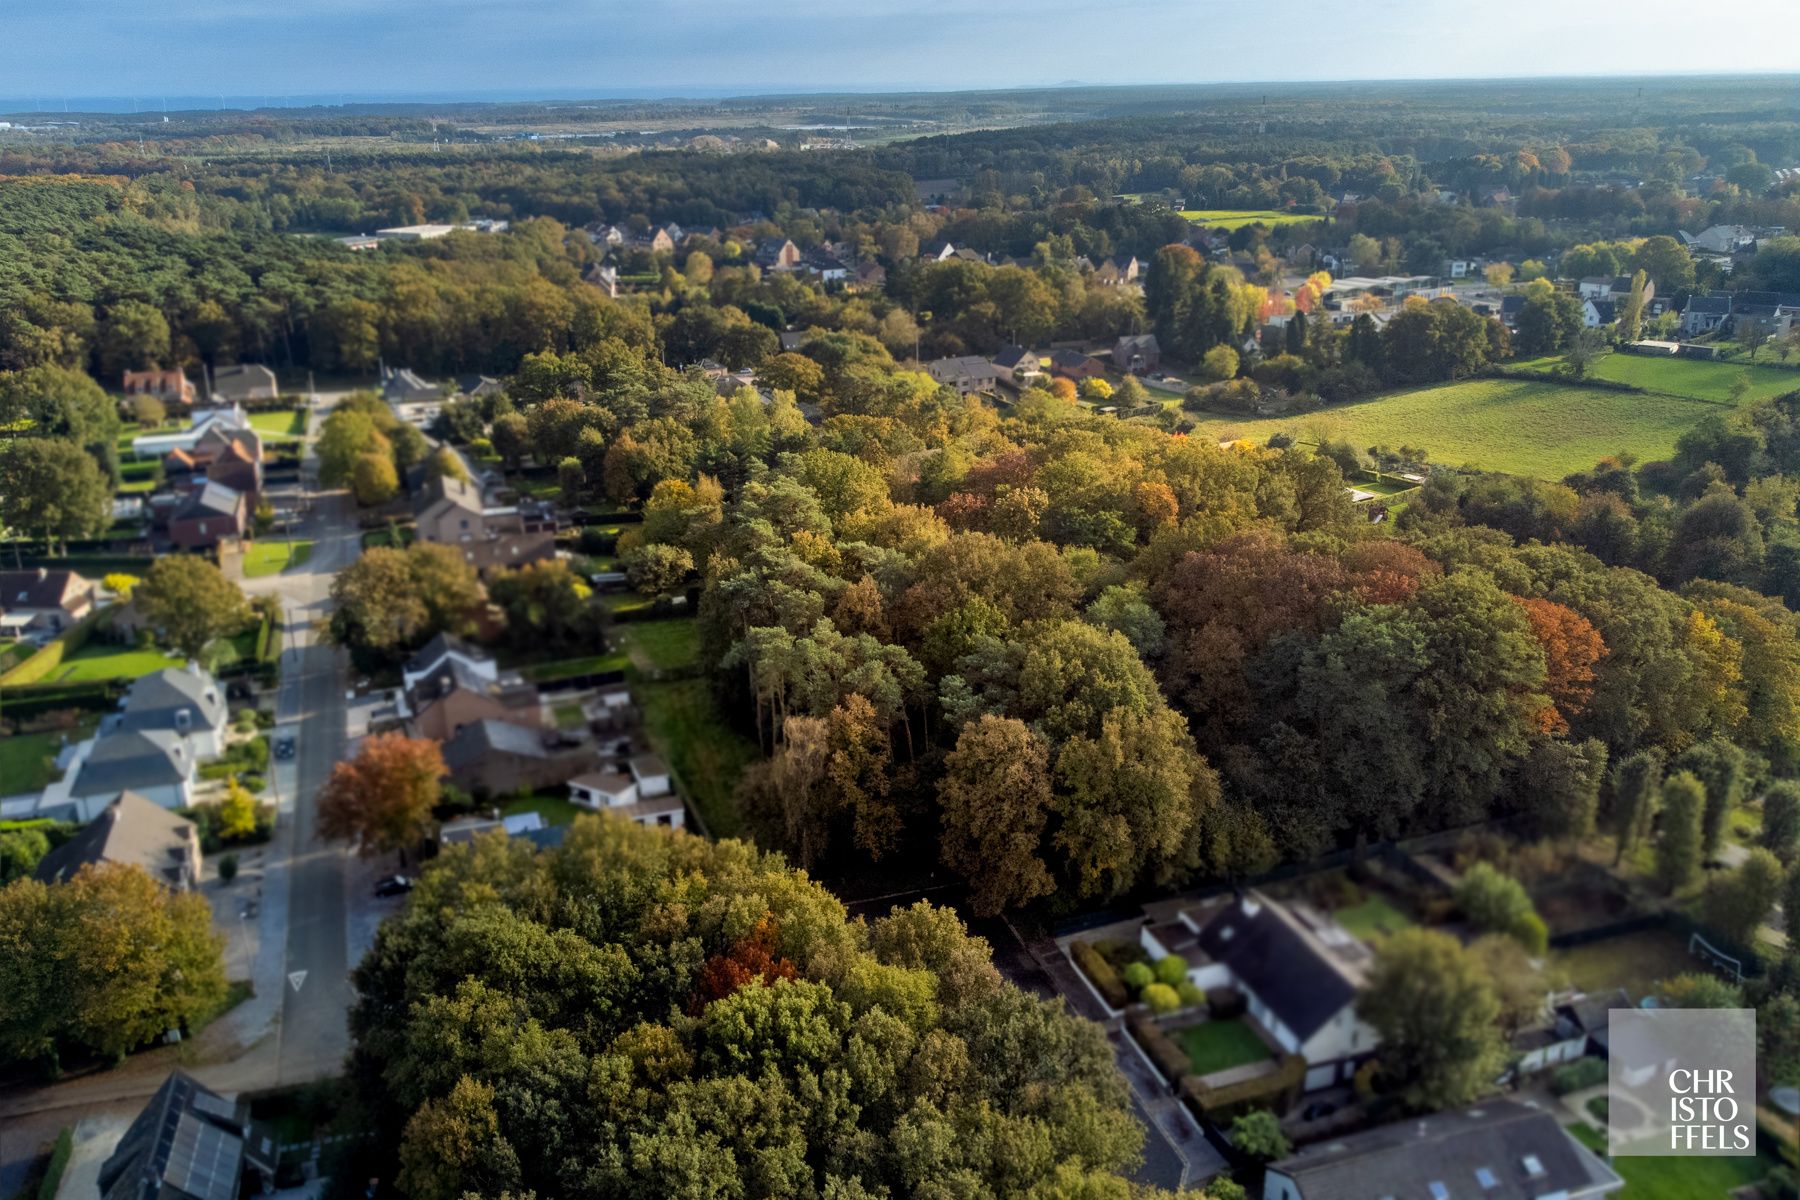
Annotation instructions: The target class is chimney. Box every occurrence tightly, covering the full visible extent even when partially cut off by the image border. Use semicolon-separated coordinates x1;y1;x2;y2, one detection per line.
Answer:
36;566;48;581
175;708;192;732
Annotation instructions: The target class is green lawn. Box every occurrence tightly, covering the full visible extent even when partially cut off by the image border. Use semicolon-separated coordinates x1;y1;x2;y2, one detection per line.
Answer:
1517;352;1800;404
501;793;584;827
1550;927;1700;1000
1333;895;1415;942
1179;209;1322;230
517;651;629;683
360;525;415;549
634;678;760;839
51;642;184;682
1173;1019;1273;1075
615;619;700;672
1190;377;1731;480
552;702;586;730
242;539;314;578
600;591;657;615
0;730;68;793
1565;1122;1773;1199
247;409;307;441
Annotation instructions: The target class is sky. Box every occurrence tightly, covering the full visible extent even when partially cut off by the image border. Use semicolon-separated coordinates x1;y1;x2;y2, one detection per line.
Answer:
4;0;1800;106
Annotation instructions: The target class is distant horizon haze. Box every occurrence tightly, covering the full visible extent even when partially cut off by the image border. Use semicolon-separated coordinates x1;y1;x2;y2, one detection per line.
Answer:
3;0;1798;105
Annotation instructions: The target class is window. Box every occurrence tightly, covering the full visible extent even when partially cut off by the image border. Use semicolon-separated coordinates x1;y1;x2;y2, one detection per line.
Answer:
1521;1155;1545;1179
1475;1167;1498;1190
1428;1183;1449;1200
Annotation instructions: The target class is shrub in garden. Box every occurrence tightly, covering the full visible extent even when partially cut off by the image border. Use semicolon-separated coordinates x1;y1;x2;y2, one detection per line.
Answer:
1071;940;1128;1009
1142;982;1180;1014
219;854;239;883
1208;987;1247;1019
1123;961;1154;993
1155;954;1188;986
1177;981;1205;1008
1551;1057;1607;1095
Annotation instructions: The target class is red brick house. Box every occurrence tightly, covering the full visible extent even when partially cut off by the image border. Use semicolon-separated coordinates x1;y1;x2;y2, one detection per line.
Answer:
123;369;197;407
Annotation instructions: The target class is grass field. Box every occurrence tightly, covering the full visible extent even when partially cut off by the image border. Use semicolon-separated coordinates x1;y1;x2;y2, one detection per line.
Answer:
1189;378;1731;480
634;678;759;839
1333;895;1415;942
247;409;307;441
242;539;313;578
51;642;184;682
1550;927;1698;999
615;619;700;672
1179;209;1322;230
1173;1019;1273;1075
1565;1122;1773;1199
517;651;629;682
1515;352;1800;404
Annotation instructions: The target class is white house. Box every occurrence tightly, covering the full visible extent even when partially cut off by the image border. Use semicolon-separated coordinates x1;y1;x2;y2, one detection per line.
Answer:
567;755;685;830
64;729;198;814
1142;891;1379;1091
129;405;250;459
402;634;499;693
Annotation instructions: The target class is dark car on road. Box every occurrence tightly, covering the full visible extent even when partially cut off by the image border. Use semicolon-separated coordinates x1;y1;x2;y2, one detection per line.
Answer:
273;735;296;761
374;875;414;898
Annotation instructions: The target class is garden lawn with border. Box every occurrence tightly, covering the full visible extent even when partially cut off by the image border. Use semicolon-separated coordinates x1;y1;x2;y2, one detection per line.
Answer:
247;409;307;441
0;730;66;793
1564;1122;1772;1199
1517;352;1800;404
517;651;629;683
50;642;184;683
1173;1018;1273;1076
1187;377;1729;480
1333;894;1415;942
243;539;314;578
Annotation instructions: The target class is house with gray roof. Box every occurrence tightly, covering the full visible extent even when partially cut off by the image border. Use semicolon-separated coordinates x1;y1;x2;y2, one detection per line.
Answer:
68;728;197;815
35;791;202;890
1262;1100;1622;1200
208;363;279;404
116;666;228;759
925;355;1002;395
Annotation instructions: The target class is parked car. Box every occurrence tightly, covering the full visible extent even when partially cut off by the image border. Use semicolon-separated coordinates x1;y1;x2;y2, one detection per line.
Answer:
273;735;296;761
1301;1101;1339;1121
374;875;414;897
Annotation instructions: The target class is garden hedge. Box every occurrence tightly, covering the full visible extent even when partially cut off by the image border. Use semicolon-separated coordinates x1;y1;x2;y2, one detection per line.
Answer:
1180;1053;1307;1121
1071;940;1128;1010
1127;1014;1192;1084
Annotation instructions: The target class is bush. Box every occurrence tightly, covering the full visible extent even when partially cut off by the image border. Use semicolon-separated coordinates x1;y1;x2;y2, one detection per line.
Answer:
1127;1014;1191;1083
1177;981;1205;1008
1142;982;1181;1014
1071;940;1127;1010
1155;954;1188;987
1551;1057;1607;1095
1181;1053;1307;1121
218;854;239;883
1207;987;1247;1020
37;1126;72;1200
1122;961;1155;993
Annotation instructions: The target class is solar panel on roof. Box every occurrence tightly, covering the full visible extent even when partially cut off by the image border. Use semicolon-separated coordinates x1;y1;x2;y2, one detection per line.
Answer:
163;1113;242;1200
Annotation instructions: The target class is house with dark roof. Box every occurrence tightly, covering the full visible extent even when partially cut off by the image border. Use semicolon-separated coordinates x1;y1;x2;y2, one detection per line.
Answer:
1113;333;1161;373
100;1071;274;1200
1048;349;1105;381
441;718;593;797
991;345;1043;387
925;355;1002;395
922;240;958;262
1092;255;1142;287
1500;294;1527;327
116;666;229;759
0;567;96;640
1141;891;1378;1091
755;238;802;270
35;791;202;890
1682;292;1735;336
1582;298;1618;328
208;363;279;404
168;480;248;549
851;260;887;291
381;366;440;404
1261;1100;1622;1200
68;729;196;814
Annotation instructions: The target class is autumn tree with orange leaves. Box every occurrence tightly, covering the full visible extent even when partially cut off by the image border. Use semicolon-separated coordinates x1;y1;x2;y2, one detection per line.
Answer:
689;915;798;1011
1512;596;1606;734
317;732;446;855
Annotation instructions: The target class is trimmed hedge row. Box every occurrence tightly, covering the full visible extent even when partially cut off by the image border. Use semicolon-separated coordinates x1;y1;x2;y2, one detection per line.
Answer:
0;680;126;721
1070;940;1127;1010
1180;1053;1308;1121
0;609;108;686
1128;1014;1191;1082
